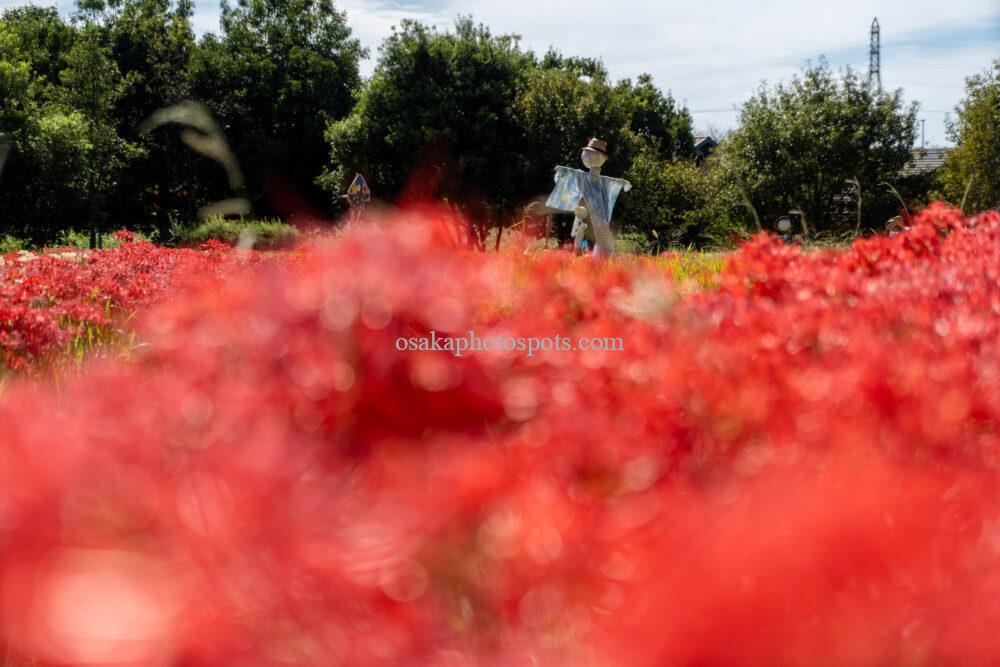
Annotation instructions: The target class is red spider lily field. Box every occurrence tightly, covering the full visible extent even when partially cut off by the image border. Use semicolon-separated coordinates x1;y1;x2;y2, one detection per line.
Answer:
0;234;275;374
0;203;998;665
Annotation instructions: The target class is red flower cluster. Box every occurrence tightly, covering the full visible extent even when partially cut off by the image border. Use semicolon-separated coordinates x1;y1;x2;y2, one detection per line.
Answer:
0;204;997;665
0;238;267;371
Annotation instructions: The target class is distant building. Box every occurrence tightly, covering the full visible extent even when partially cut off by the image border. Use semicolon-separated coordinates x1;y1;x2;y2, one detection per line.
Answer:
903;147;948;177
693;135;718;163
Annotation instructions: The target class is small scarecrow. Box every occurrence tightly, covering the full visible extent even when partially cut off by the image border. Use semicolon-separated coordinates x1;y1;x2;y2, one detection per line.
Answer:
343;173;371;225
545;138;631;257
886;215;907;237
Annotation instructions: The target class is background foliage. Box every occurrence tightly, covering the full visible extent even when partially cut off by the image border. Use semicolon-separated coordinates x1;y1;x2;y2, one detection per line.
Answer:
0;4;994;248
939;59;1000;213
723;60;920;235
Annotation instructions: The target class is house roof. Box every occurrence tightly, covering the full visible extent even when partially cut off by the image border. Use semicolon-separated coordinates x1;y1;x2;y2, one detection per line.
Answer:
903;147;948;176
693;135;718;159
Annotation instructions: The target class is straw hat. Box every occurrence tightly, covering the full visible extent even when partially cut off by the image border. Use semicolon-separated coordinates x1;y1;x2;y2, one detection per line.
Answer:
582;138;608;155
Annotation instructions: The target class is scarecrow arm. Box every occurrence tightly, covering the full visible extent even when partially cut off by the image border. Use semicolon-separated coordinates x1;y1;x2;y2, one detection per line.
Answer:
526;201;571;217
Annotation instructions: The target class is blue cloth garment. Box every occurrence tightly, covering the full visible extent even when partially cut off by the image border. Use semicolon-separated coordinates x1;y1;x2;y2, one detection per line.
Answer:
545;166;630;255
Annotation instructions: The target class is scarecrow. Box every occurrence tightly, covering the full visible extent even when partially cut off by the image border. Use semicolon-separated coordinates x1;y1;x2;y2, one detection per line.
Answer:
544;138;631;257
343;173;371;225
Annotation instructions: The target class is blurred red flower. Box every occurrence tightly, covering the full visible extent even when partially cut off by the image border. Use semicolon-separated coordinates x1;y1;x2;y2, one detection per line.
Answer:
0;203;997;665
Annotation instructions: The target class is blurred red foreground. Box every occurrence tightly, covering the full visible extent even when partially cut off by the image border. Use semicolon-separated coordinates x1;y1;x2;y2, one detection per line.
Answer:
0;203;998;665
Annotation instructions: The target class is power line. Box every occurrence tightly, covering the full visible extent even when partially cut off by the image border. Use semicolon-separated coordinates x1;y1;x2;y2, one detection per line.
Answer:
679;60;869;100
889;41;999;52
607;19;862;68
886;64;989;72
664;20;977;119
895;81;965;88
656;42;866;88
877;16;1000;23
682;81;769;101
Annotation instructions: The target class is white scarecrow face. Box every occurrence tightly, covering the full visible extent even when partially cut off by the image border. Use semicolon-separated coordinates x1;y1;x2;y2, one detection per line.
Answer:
581;148;607;170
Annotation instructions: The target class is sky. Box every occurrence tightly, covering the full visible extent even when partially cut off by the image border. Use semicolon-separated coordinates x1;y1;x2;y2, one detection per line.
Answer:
7;0;999;146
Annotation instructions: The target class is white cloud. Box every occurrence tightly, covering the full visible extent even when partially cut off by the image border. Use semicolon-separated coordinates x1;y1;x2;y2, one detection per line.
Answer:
3;0;995;144
336;0;999;145
338;0;451;64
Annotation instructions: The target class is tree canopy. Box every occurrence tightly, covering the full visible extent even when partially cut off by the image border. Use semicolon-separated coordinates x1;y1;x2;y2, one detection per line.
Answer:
939;59;1000;212
192;0;365;213
0;8;141;241
0;5;987;248
724;61;918;234
321;17;696;233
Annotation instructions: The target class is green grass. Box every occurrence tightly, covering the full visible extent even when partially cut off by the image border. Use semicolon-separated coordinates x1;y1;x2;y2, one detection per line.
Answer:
0;320;136;392
183;216;300;250
647;251;727;288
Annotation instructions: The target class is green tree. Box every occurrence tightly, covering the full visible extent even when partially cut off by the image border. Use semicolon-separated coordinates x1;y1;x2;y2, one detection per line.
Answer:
514;55;698;245
0;20;58;237
513;60;636;196
0;6;76;147
320;17;533;230
15;111;95;234
0;6;75;89
0;44;35;137
75;0;194;124
725;60;918;234
191;0;364;215
323;24;696;245
0;11;140;243
0;22;101;240
58;24;142;239
0;10;78;238
75;0;198;237
939;59;1000;212
624;74;695;161
515;59;694;197
616;154;744;248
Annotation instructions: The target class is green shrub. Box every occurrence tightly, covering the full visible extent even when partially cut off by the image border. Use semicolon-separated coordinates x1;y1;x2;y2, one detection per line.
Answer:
183;217;299;250
615;230;654;255
0;234;30;253
616;155;746;249
56;229;149;249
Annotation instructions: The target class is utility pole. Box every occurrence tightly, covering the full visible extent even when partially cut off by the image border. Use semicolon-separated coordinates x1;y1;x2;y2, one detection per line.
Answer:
921;119;926;149
869;18;881;91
